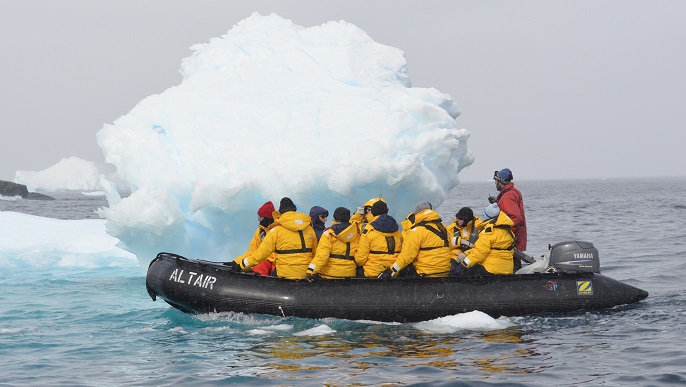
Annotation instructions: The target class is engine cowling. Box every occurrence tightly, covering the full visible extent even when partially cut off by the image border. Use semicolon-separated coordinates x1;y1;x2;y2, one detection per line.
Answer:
549;241;600;273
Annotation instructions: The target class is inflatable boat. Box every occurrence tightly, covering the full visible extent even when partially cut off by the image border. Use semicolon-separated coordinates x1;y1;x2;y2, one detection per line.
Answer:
145;241;648;323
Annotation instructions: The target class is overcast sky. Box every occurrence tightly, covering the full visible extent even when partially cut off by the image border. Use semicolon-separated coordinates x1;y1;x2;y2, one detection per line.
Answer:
1;0;684;182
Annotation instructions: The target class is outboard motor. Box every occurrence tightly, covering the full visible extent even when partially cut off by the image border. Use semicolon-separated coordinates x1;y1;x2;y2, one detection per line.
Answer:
548;241;600;273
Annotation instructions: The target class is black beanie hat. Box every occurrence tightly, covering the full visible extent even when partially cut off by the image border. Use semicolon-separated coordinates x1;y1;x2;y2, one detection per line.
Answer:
371;200;388;216
456;207;474;222
278;197;297;213
333;207;351;222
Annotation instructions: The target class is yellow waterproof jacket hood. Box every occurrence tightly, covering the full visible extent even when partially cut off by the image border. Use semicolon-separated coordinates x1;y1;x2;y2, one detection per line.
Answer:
400;213;413;240
308;221;360;278
463;211;515;275
492;210;514;228
275;211;314;231
392;209;451;277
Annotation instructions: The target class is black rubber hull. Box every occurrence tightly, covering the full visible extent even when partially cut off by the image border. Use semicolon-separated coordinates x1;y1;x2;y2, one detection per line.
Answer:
145;253;649;323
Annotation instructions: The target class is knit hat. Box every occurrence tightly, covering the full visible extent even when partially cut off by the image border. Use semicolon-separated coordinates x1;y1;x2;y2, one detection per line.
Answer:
333;207;351;222
455;207;474;222
278;197;297;213
483;203;500;219
494;168;513;184
257;201;275;219
414;201;432;214
371;200;388;216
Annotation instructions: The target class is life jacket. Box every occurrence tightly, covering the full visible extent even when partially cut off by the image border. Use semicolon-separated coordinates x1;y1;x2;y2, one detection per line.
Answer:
452;220;479;248
485;217;516;251
392;212;451;278
307;221;359;278
328;226;355;261
415;220;449;250
367;214;401;255
369;236;399;255
274;229;313;254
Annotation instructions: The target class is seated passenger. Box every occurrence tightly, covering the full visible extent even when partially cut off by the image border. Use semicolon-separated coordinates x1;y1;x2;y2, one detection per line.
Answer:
354;200;402;278
229;197;318;279
379;201;451;278
309;206;329;241
306;207;360;280
451;203;516;276
446;207;483;260
230;200;277;276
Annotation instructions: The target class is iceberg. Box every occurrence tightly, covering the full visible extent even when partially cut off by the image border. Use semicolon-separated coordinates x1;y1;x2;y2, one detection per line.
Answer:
95;13;473;267
13;156;128;193
14;156;102;192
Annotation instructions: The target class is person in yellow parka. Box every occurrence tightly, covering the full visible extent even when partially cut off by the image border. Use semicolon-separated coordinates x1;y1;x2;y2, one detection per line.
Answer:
228;200;277;276
379;201;451;278
354;200;402;278
446;207;484;260
306;207;360;280
452;203;516;276
229;197;318;279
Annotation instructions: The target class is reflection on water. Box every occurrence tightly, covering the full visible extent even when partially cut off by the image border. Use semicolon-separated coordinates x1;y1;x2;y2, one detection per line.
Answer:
244;326;548;383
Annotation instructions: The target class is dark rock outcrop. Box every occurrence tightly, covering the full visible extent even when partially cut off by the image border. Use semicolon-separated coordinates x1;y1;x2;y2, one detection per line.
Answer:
0;180;54;200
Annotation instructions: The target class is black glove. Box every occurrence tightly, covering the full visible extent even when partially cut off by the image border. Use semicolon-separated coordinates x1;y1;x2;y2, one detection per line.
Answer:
306;273;316;282
488;195;497;204
223;261;242;272
450;260;467;276
378;268;393;279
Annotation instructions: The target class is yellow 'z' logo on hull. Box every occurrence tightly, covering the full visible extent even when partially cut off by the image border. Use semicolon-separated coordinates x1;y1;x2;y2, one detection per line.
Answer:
577;281;593;295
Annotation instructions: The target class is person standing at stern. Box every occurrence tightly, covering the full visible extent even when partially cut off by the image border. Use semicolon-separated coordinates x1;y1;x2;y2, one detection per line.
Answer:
490;168;527;269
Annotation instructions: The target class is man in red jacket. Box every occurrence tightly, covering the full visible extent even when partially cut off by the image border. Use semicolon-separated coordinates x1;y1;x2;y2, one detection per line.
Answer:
490;168;527;254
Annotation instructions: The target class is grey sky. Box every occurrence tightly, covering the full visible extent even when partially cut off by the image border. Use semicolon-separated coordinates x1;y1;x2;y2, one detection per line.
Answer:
1;0;685;182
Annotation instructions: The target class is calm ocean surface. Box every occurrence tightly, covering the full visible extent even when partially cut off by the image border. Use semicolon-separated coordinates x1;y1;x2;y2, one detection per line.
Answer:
1;178;685;386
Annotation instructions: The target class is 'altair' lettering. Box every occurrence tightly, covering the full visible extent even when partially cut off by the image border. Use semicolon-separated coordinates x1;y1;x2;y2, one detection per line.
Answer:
168;269;216;289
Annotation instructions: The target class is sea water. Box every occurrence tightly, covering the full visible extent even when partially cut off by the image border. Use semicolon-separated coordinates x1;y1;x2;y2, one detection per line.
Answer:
1;178;685;386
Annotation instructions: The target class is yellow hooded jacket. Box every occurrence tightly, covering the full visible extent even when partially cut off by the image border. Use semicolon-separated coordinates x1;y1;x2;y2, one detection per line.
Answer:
400;213;413;241
463;211;516;275
391;209;452;277
307;220;360;279
235;223;277;263
235;211;318;279
354;214;402;277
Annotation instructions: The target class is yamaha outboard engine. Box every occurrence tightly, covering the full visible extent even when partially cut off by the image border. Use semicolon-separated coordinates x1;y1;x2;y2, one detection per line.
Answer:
548;241;600;273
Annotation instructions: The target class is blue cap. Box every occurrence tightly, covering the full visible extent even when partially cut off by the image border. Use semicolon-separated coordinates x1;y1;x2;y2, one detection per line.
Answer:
494;168;513;184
